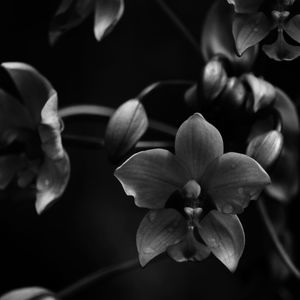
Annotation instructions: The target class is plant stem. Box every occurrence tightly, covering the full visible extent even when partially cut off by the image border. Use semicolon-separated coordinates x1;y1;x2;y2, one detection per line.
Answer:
58;104;177;136
62;134;173;150
154;0;202;59
137;80;194;101
257;199;300;279
57;258;140;299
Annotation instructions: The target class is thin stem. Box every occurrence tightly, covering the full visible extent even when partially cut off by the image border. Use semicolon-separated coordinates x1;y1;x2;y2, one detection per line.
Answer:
62;134;173;150
57;258;140;299
257;199;300;279
58;104;177;136
137;80;194;101
154;0;202;59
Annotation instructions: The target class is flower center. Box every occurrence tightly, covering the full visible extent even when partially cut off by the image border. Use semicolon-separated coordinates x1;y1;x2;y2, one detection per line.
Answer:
181;180;204;228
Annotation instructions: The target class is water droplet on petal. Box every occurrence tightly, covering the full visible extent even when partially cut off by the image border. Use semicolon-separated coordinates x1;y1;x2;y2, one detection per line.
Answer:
167;227;175;233
207;237;218;248
253;27;259;33
148;211;157;222
223;204;234;214
231;163;237;169
143;247;155;254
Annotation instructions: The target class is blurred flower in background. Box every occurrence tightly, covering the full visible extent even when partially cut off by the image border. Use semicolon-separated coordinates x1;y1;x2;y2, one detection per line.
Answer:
0;62;70;214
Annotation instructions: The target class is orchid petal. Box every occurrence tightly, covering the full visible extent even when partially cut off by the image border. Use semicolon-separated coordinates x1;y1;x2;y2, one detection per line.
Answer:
175;113;223;181
137;209;186;267
202;152;270;214
263;30;300;61
39;94;64;160
167;229;211;262
0;89;34;132
115;149;191;209
197;210;245;272
0;287;56;300
233;12;273;56
36;152;70;214
49;0;94;45
94;0;124;41
227;0;263;14
2;62;56;124
283;14;300;44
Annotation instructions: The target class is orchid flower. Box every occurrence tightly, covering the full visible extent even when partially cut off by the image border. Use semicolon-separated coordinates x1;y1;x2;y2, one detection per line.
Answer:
0;62;70;214
115;113;270;271
227;0;300;61
49;0;124;44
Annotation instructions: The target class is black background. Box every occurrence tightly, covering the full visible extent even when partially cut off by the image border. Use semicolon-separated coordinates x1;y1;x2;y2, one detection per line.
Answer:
0;0;299;299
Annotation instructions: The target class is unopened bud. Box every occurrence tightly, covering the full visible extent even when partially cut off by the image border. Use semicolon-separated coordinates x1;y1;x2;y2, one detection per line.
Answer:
243;74;276;113
246;130;283;169
202;58;228;101
219;77;247;110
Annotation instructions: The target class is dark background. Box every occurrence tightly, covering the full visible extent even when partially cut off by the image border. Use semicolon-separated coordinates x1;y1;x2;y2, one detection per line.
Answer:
0;0;299;299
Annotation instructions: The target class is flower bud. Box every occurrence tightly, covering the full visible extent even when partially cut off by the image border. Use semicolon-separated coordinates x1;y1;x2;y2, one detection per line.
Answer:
202;58;228;101
219;77;247;110
242;74;276;113
105;99;148;162
246;130;283;169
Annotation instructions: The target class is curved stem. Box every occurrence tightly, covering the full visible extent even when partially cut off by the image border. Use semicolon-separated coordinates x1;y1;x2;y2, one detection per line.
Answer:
137;80;194;101
257;199;300;279
58;104;177;136
154;0;202;60
57;258;140;299
62;134;173;150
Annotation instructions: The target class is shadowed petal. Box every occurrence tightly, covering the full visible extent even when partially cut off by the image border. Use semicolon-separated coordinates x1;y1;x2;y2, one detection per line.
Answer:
202;152;270;214
49;0;94;45
36;152;70;214
284;14;300;44
263;31;300;61
0;287;56;300
0;89;34;132
175;113;223;182
137;209;186;267
2;62;56;124
94;0;124;41
115;149;191;209
167;229;211;262
197;210;245;272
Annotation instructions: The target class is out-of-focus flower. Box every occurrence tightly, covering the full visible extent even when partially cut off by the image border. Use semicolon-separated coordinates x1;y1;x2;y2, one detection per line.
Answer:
115;114;270;270
0;287;56;300
49;0;124;45
0;62;70;214
227;0;300;61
